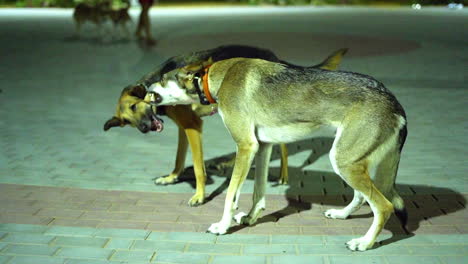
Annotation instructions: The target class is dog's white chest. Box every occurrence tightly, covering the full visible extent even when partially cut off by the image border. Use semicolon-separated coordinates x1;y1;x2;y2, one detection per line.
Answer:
256;125;317;143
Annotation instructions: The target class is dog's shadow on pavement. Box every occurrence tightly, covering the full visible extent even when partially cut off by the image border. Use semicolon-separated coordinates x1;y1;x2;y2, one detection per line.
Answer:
179;137;466;247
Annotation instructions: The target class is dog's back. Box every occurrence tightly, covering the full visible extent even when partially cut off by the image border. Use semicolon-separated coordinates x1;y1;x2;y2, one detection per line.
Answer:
214;58;405;130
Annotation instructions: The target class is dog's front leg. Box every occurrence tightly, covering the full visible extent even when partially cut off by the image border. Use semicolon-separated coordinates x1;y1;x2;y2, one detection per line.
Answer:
207;141;258;235
155;126;187;185
235;142;272;226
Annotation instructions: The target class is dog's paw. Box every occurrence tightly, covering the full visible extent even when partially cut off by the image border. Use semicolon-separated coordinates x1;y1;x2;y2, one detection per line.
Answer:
324;209;349;219
207;222;229;235
233;212;259;226
233;212;248;224
346;237;374;251
188;193;205;207
155;175;178;185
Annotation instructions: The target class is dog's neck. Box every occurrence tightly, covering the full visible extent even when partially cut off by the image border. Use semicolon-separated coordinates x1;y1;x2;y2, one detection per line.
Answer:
194;65;217;105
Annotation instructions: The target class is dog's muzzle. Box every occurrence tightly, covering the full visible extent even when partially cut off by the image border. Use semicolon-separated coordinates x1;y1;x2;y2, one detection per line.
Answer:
143;91;164;133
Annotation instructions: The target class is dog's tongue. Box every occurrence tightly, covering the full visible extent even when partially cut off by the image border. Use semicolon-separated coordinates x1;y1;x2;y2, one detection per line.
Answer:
151;115;164;132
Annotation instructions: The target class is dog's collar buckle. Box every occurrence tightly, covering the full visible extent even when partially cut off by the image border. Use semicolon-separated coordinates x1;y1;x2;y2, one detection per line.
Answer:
194;74;211;105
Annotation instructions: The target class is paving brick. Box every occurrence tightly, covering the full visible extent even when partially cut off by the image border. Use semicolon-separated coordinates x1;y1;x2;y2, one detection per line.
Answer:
97;220;148;230
1;233;55;245
53;236;108;248
440;256;468;264
0;224;47;234
80;212;132;221
132;240;186;252
302;226;354;235
147;222;200;232
243;244;296;255
0;255;11;264
407;245;467;256
36;209;84;219
49;218;101;228
248;224;300;235
188;243;241;254
386;256;442;264
110;250;154;262
3;244;59;256
104;238;134;250
56;247;113;260
271;255;325;264
329;256;387;264
65;259;117;264
145;231;168;241
7;256;66;264
154;252;210;264
271;235;324;244
430;234;468;245
94;228;150;239
212;255;267;264
44;226;96;237
323;235;357;245
0;214;53;226
217;234;270;244
297;245;352;255
165;232;217;243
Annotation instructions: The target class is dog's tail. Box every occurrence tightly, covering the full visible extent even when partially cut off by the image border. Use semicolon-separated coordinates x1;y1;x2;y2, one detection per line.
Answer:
311;48;348;70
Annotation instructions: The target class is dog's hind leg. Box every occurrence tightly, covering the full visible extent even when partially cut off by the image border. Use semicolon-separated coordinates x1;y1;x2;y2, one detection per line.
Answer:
373;150;408;232
235;142;273;225
324;190;365;219
185;126;207;206
329;126;395;251
279;144;289;184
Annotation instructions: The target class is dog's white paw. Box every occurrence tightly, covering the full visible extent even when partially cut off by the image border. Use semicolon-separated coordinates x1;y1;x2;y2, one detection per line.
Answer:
324;209;349;219
346;237;374;251
207;222;229;235
155;175;178;185
233;212;248;224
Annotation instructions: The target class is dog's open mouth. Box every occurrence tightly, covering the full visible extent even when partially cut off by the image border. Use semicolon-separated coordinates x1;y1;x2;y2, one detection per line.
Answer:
150;114;164;132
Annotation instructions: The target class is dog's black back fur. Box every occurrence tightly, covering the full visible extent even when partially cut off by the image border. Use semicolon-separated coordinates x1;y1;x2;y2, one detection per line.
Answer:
139;45;300;87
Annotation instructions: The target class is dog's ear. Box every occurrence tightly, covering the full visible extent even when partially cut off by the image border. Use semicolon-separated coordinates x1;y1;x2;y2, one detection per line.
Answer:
103;116;122;131
123;85;147;99
203;57;214;67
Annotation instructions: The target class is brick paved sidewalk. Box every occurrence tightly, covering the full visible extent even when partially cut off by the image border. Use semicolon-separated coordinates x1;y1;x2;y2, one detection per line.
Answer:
0;184;467;264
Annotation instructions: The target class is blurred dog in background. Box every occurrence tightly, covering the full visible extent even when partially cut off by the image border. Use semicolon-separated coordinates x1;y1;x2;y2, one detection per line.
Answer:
73;0;132;40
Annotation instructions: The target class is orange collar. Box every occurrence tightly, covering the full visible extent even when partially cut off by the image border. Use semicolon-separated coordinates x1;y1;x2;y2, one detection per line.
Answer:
202;65;216;104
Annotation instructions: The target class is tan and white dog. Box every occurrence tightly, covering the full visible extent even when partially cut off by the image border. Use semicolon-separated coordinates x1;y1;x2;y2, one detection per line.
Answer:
146;55;408;251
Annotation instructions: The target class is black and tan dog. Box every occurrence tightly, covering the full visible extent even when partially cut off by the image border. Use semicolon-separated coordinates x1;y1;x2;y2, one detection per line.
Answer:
104;45;347;206
148;52;408;251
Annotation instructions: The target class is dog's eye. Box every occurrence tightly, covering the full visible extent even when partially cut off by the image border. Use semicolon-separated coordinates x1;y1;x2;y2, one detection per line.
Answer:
130;104;137;112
